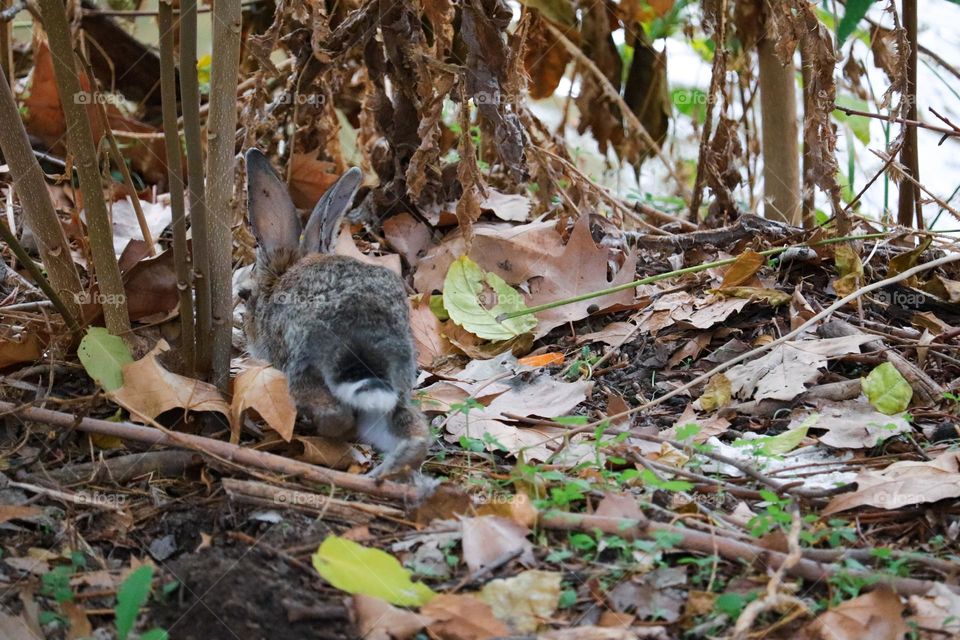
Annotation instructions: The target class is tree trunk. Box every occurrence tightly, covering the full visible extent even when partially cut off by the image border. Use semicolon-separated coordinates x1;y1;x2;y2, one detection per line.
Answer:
757;36;801;225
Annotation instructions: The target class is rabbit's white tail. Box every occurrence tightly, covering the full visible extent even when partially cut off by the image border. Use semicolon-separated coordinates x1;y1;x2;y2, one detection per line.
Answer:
329;378;397;413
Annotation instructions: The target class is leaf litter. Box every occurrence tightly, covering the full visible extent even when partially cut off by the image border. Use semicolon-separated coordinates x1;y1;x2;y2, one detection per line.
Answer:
2;1;960;639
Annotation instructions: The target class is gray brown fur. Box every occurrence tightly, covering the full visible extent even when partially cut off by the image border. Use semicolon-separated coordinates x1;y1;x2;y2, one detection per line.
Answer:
241;149;429;478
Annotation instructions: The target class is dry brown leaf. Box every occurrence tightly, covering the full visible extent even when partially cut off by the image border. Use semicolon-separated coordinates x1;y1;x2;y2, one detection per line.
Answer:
443;376;591;460
719;249;765;288
0;505;43;525
479;189;531;222
908;582;960;636
410;294;455;370
577;322;638;348
525;215;637;337
111;341;229;423
122;249;179;322
62;601;92;640
288;152;340;209
0;612;39;640
823;451;960;515
382;213;433;268
351;594;433;640
800;399;910;449
475;492;538;528
108;198;172;257
800;588;908;640
0;333;43;369
725;335;874;402
294;436;366;470
414;220;565;294
461;515;534;573
334;228;402;275
422;593;511;640
523;15;571;99
230;360;297;442
594;493;643;521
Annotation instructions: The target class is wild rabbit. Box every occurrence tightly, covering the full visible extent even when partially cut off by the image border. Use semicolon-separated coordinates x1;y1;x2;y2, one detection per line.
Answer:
240;148;429;478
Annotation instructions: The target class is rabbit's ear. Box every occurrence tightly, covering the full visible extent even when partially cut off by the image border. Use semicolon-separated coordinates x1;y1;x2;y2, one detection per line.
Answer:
301;167;362;254
245;149;301;254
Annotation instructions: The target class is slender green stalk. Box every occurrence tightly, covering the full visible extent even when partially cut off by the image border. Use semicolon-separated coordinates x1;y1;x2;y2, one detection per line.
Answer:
159;0;195;372
498;232;892;321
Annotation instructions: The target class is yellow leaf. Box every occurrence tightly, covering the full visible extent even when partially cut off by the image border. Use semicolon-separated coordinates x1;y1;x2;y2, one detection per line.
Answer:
312;536;436;607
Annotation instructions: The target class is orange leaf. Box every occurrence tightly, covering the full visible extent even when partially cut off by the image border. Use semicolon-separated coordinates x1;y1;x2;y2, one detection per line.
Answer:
518;352;565;367
288;152;340;209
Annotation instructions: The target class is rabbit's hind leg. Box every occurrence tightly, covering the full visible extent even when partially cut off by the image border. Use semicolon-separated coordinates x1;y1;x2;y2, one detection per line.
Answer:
366;403;430;480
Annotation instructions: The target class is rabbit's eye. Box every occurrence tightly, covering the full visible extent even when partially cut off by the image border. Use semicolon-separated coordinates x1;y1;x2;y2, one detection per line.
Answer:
237;285;252;301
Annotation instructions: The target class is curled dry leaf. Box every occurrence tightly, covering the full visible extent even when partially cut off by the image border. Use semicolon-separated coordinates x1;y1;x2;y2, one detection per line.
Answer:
110;341;229;423
801;399;911;449
725;335;874;402
800;588;908;640
230;360;297;443
351;594;433;640
461;515;535;573
422;593;511;640
823;451;960;515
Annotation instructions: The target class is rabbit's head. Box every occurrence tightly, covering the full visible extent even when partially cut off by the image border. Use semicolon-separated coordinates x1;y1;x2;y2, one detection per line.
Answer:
240;149;361;351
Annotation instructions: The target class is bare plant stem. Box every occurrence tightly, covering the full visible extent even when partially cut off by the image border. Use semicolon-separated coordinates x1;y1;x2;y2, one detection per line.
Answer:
205;0;242;391
179;0;211;377
159;0;195;372
85;59;157;257
0;67;83;326
898;0;921;228
689;0;727;219
37;0;129;336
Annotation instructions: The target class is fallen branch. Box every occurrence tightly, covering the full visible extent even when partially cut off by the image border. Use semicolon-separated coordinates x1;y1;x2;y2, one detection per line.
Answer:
0;402;419;503
538;511;959;598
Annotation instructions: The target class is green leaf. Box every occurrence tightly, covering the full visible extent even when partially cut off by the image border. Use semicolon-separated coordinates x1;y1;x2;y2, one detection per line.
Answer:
442;255;537;340
837;0;877;43
862;362;913;415
77;327;132;392
139;631;169;640
553;415;590;426
115;565;154;640
833;95;872;145
428;294;449;321
312;536;436;606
